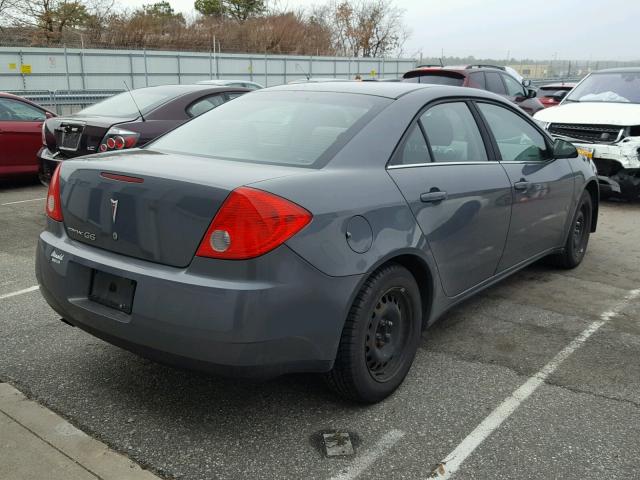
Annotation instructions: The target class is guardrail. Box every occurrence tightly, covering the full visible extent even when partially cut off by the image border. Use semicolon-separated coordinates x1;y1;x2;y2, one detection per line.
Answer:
7;89;123;115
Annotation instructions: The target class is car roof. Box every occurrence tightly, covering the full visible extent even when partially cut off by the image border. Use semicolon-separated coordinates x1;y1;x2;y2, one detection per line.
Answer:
265;80;431;99
0;91;55;113
135;84;236;93
593;67;640;74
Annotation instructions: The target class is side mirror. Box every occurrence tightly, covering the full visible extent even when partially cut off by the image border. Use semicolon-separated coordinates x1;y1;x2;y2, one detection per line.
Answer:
553;138;578;159
527;88;537;99
522;79;532;88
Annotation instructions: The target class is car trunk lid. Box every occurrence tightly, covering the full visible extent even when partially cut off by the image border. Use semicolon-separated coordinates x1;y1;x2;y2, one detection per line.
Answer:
59;149;310;267
45;115;137;158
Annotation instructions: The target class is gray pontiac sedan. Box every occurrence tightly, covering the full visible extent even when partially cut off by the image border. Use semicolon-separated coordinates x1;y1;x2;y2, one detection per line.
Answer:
36;82;598;403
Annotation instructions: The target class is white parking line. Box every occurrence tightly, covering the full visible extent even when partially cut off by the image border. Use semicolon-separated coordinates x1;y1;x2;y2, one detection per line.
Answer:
329;429;405;480
1;197;46;206
0;285;40;300
428;287;640;480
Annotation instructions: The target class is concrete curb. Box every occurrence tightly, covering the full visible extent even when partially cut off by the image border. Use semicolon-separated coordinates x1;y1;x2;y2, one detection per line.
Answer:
0;383;162;480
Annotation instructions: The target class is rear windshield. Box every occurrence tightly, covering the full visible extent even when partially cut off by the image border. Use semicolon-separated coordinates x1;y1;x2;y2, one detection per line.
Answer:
403;73;464;86
78;87;190;117
150;91;390;168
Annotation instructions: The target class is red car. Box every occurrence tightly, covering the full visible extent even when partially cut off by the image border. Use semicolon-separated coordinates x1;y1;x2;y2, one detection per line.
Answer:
402;65;544;115
536;82;577;108
0;93;55;178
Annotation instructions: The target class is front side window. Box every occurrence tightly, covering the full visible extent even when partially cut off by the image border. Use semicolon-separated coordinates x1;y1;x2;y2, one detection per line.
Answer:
0;98;45;121
478;102;549;162
502;74;525;97
419;102;487;163
485;72;506;95
150;91;390;168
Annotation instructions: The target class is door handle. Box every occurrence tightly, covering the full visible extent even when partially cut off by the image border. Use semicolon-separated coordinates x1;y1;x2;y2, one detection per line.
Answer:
420;190;448;203
513;181;531;191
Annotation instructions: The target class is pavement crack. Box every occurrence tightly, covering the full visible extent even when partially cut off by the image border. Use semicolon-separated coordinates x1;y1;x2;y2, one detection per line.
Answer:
543;380;640;410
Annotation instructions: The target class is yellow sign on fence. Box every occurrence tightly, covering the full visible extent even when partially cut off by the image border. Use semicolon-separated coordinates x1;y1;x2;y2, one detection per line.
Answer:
20;64;32;74
8;63;16;70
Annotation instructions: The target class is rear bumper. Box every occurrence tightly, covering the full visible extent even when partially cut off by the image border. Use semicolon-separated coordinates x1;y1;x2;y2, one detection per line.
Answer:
36;220;362;377
37;147;63;185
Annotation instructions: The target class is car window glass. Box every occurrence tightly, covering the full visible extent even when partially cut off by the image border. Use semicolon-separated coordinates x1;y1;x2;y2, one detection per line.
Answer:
468;72;486;89
478;102;549;162
419;102;487;163
226;92;245;100
391;124;431;166
485;72;506;94
187;95;226;117
0;98;45;121
151;91;389;168
502;74;525;97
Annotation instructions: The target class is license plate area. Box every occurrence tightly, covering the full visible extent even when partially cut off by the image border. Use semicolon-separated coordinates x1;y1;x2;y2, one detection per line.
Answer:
89;270;136;314
55;124;84;151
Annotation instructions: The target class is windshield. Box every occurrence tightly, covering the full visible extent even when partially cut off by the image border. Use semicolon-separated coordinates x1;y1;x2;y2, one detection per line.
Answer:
77;87;189;117
565;72;640;103
150;91;390;167
403;73;464;86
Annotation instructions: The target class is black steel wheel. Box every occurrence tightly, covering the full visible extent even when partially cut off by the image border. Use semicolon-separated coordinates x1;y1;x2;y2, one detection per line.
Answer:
552;189;593;269
325;263;422;403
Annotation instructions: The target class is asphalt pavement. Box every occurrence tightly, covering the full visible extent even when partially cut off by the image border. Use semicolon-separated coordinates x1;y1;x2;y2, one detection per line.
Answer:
1;178;639;480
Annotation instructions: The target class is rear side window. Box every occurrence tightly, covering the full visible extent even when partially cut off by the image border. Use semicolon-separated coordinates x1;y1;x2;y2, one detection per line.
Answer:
478;103;549;162
150;91;390;168
485;72;506;95
420;102;487;163
391;124;431;166
187;94;226;117
468;72;486;89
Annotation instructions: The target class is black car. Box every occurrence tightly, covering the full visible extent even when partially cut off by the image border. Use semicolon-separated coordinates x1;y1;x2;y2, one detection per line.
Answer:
39;84;248;184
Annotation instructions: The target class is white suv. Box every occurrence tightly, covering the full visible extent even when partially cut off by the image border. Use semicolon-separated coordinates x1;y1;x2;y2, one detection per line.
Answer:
534;68;640;199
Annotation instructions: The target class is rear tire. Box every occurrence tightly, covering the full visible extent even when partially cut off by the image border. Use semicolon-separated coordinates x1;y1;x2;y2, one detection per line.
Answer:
551;190;593;269
325;263;422;403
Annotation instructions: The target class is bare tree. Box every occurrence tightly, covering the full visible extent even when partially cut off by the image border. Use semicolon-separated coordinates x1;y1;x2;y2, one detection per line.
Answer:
12;0;90;43
312;0;408;58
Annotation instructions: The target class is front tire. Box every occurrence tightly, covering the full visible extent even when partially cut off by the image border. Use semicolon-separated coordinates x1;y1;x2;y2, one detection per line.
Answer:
325;263;422;403
553;190;593;269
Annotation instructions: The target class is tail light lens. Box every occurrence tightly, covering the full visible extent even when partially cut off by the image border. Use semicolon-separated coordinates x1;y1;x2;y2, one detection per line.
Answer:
99;127;139;152
45;164;63;221
196;187;312;260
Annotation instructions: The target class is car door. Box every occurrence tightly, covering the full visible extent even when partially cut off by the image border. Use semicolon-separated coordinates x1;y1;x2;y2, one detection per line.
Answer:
475;101;575;271
388;101;513;297
0;98;47;175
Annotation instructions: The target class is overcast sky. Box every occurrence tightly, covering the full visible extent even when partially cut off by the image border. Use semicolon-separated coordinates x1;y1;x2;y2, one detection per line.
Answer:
118;0;639;61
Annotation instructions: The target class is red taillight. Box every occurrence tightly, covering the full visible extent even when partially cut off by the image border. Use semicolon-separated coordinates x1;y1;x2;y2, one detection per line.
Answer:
196;187;312;260
46;164;63;221
99;127;139;152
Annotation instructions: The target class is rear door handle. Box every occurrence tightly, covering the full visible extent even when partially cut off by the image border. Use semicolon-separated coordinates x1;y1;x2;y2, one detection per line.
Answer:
420;190;448;203
513;181;531;191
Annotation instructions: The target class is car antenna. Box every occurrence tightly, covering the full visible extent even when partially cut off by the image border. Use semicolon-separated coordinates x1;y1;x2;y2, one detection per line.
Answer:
439;58;444;67
123;81;145;122
295;63;311;81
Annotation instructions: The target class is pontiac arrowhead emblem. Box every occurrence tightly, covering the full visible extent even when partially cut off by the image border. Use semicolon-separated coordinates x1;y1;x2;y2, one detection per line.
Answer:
110;198;119;223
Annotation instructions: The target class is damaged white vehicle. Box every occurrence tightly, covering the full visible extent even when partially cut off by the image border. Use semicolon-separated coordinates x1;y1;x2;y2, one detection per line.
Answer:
534;68;640;199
